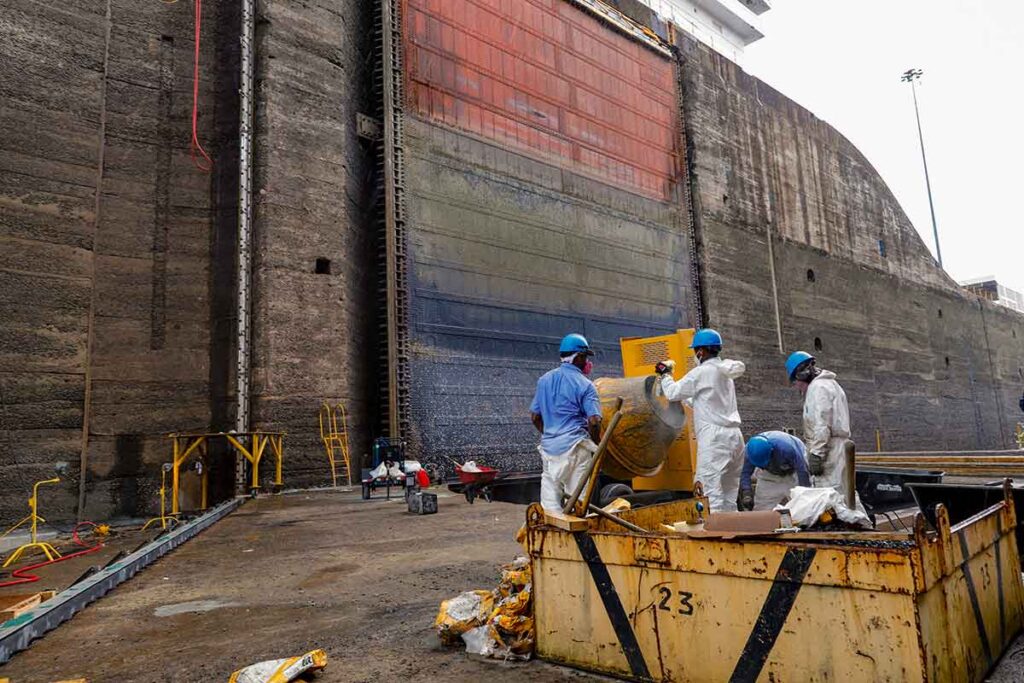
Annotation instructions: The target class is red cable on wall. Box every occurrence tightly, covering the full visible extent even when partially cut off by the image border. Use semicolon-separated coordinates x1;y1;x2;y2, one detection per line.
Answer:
190;0;213;172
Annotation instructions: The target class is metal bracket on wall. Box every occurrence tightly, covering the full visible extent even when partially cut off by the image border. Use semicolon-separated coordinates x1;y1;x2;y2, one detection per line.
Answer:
357;113;383;141
0;498;242;663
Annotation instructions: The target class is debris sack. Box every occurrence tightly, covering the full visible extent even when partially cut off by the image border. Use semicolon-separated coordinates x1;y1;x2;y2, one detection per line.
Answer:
434;589;494;645
778;486;871;528
487;557;534;658
227;649;327;683
435;556;535;660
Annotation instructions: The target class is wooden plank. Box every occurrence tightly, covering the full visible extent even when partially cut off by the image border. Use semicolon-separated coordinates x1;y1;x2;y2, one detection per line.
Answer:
0;591;55;622
544;511;589;531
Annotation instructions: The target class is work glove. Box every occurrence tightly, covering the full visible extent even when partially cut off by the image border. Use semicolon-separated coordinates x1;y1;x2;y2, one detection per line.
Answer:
739;489;754;511
809;453;826;477
654;359;676;376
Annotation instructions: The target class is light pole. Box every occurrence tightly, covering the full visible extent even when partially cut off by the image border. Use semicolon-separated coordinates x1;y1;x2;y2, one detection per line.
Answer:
901;68;942;268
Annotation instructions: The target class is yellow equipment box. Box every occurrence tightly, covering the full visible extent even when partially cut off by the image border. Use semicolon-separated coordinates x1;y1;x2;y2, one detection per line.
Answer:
526;486;1024;682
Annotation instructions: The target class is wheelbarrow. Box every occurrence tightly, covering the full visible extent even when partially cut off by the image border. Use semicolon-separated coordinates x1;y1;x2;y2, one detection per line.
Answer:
456;465;500;504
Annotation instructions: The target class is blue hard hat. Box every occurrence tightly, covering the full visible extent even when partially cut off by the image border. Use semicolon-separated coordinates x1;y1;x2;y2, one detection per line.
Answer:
785;351;815;381
559;333;593;355
690;328;723;349
746;435;773;469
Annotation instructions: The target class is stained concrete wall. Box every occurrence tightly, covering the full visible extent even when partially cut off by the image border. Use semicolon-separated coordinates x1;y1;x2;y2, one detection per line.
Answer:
403;118;696;470
399;0;699;471
673;36;1024;450
0;0;239;524
248;0;377;486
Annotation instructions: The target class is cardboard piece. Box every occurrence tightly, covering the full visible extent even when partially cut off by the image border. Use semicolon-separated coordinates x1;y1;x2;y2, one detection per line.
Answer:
681;510;782;539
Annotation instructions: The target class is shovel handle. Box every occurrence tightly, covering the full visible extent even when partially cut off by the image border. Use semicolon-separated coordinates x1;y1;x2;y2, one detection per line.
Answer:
563;397;624;516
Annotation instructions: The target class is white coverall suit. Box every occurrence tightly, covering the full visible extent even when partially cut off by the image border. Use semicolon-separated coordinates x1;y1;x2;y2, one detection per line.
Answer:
660;358;746;512
803;369;852;495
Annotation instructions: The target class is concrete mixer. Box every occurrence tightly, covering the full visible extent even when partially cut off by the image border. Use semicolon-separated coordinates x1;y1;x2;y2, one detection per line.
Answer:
552;329;703;523
590;329;700;504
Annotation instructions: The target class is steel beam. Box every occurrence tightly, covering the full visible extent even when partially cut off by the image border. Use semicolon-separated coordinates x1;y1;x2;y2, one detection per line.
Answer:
0;498;242;663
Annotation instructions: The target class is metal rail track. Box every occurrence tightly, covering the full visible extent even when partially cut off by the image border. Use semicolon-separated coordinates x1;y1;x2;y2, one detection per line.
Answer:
0;498;242;663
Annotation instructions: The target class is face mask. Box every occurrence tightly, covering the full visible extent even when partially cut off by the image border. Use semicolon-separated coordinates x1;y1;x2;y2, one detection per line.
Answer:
583;360;593;375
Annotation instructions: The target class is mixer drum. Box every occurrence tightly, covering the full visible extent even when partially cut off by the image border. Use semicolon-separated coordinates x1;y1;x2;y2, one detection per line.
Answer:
594;375;687;479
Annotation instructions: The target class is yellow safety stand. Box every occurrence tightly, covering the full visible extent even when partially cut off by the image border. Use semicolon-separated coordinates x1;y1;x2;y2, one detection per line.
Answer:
166;431;284;514
319;402;353;488
1;477;62;567
142;464;179;531
224;432;284;493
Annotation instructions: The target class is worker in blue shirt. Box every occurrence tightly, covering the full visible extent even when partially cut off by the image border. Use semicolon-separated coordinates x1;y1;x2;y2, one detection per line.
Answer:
739;431;811;511
530;333;603;512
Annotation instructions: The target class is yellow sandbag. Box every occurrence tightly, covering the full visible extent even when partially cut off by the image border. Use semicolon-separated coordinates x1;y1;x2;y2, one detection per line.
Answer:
434;589;494;645
227;649;327;683
493;587;531;617
438;557;536;660
497;556;531;591
492;614;534;654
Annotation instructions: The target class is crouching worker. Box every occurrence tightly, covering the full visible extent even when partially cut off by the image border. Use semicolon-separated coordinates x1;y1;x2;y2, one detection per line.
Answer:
530;333;602;513
739;431;811;511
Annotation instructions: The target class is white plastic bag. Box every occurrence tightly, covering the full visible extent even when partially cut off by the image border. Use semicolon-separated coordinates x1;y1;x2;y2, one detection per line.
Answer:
460;460;482;473
462;625;498;657
776;486;871;528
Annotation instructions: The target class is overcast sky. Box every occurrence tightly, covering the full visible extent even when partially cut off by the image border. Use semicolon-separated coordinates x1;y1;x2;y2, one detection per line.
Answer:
744;1;1024;293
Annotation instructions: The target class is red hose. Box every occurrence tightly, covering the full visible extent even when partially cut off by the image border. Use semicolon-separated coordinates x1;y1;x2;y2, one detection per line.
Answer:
189;0;213;172
0;522;106;589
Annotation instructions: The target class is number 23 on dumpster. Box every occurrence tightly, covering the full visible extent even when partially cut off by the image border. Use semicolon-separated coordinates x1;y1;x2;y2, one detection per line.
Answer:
655;586;694;616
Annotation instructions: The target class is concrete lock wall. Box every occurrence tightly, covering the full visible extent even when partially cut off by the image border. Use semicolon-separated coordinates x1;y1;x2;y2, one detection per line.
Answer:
0;0;379;524
671;34;1024;450
0;0;241;524
399;0;700;470
247;0;377;488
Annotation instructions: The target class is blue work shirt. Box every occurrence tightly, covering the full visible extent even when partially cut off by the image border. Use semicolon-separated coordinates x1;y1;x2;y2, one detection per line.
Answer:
740;431;811;491
530;362;602;455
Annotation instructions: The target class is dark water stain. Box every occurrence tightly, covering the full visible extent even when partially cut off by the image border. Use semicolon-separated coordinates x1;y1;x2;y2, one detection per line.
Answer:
111;434;145;516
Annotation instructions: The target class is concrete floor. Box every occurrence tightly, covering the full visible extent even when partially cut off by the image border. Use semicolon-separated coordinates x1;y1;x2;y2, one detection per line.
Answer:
0;491;605;682
1;489;1024;682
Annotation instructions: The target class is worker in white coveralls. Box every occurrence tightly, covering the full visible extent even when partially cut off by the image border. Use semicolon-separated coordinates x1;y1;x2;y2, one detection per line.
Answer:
786;351;852;495
738;431;811;511
655;329;746;512
530;333;602;513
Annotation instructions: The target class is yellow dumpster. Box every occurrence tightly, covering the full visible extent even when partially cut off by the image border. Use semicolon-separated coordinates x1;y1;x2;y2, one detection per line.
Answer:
525;485;1024;682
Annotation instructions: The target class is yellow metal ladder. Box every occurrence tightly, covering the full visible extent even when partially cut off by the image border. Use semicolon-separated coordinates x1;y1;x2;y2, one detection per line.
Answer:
319;402;353;488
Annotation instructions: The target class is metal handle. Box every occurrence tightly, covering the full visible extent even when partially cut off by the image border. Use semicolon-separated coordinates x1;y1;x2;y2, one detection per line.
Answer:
844;440;857;510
